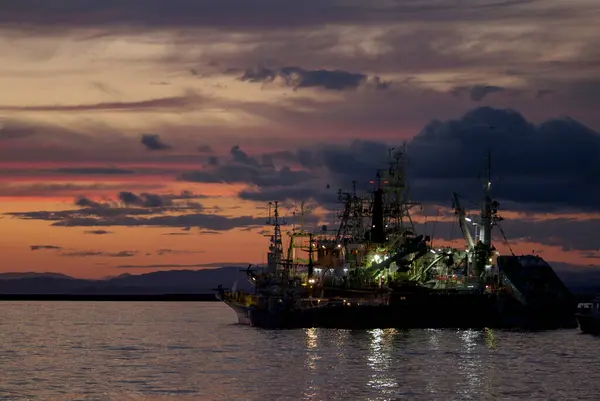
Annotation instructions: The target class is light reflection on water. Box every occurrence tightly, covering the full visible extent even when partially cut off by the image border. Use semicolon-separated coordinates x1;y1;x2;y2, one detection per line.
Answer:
457;329;484;398
366;328;398;398
1;302;599;400
303;327;319;400
425;329;442;397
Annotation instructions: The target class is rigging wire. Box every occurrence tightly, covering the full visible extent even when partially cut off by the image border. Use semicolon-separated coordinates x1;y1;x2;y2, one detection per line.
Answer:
455;192;479;208
430;208;441;248
497;223;515;256
450;213;456;242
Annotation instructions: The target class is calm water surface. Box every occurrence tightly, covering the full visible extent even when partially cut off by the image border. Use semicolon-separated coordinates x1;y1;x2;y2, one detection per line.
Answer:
0;302;599;400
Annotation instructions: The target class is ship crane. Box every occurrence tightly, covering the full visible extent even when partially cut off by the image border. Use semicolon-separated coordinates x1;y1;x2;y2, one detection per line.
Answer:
450;151;503;280
452;192;475;251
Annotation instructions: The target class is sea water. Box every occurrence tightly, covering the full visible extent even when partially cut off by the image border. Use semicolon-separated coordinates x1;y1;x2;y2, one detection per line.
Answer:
0;302;598;400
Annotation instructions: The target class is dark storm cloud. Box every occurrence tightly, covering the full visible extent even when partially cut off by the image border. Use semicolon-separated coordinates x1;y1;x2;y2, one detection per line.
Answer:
207;156;219;166
114;190;206;209
29;244;137;258
30;245;62;251
156;249;204;255
231;107;600;212
11;206;160;221
5;187;261;229
238;185;338;205
60;250;137;257
451;85;505;101
7;193;318;230
415;217;600;253
118;191;172;207
140;134;171;150
229;145;260;166
162;226;194;235
162;190;209;201
84;230;113;235
235;142;392;205
177;145;313;187
0;94;201;113
0;1;565;31
49;213;273;230
8;191;206;224
90;81;121;97
75;196;105;208
178;166;311;188
0;183;161;198
240;66;389;91
199;230;222;235
536;89;555;99
405;107;600;210
51;167;135;175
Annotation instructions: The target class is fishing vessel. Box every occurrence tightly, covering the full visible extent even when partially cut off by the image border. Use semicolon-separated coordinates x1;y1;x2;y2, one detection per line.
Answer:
576;297;600;334
217;145;426;325
216;147;576;329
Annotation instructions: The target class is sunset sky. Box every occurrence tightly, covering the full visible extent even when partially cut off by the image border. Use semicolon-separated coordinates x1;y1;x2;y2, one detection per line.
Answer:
1;0;599;278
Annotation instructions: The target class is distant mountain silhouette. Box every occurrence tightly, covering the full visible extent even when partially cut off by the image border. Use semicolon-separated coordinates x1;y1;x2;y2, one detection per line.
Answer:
0;265;597;295
0;272;75;280
0;267;253;295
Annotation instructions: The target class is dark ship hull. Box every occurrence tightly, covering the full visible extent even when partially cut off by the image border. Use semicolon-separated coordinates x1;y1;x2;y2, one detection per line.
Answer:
238;256;577;330
576;298;600;335
245;292;576;330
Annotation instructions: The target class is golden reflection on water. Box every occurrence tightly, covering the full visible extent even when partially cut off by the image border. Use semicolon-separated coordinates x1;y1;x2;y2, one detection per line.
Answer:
484;328;497;349
303;328;320;400
425;329;442;397
424;328;496;398
457;329;484;398
306;328;318;350
366;328;399;397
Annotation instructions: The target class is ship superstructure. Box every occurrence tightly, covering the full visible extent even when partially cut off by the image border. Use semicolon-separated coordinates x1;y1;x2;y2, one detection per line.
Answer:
283;144;431;295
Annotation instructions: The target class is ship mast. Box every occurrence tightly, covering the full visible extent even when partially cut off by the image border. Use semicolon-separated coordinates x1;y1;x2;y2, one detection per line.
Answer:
381;144;417;233
367;144;418;248
266;201;285;273
335;181;365;245
370;171;386;243
479;150;493;247
307;232;315;279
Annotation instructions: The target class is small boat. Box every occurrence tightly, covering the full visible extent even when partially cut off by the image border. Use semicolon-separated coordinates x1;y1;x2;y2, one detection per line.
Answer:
576;297;600;334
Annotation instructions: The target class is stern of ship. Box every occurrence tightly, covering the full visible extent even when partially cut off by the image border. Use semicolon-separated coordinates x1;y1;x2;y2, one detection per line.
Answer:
496;255;577;328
